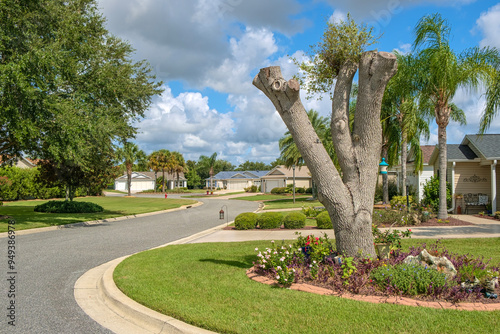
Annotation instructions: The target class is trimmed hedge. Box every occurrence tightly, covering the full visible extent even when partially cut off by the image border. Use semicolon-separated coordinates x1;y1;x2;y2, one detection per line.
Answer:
234;212;257;230
34;200;104;213
270;187;289;194
283;212;306;229
256;212;282;229
316;211;333;229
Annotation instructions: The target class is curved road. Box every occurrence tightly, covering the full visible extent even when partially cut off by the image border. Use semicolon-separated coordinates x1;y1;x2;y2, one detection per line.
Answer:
0;197;258;333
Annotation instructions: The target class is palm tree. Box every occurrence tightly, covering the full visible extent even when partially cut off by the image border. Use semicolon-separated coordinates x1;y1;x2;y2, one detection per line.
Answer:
279;110;335;168
382;52;431;198
207;152;217;191
170;151;186;188
148;152;161;192
480;64;500;134
156;149;171;192
115;142;146;196
412;13;497;218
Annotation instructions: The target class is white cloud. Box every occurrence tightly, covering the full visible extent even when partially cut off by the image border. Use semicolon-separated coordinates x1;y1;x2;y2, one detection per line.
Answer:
393;43;411;55
329;9;347;24
475;3;500;48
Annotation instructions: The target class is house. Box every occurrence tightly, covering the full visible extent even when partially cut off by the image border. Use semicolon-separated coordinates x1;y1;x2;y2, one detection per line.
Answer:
405;145;435;202
206;170;269;190
261;165;312;193
0;156;37;169
115;171;187;193
429;134;500;213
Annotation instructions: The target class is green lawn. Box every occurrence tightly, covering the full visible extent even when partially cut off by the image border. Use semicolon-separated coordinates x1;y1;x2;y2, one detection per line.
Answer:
114;238;500;334
0;197;196;233
262;197;322;210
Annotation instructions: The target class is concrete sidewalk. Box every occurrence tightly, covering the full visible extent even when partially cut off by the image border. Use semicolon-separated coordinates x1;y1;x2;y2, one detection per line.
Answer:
75;214;500;334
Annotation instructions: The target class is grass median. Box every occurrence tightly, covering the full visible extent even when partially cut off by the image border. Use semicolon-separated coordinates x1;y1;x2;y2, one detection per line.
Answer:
0;197;197;233
114;238;500;334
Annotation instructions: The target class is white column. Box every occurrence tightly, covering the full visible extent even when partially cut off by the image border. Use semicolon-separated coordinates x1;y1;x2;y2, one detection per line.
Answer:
492;160;497;214
451;162;455;212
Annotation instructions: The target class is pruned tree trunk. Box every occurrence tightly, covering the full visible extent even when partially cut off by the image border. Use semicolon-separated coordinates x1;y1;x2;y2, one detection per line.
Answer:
126;163;132;196
253;51;397;257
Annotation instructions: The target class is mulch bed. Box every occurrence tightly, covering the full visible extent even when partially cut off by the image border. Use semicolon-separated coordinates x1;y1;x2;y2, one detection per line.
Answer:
223;216;474;230
472;214;500;221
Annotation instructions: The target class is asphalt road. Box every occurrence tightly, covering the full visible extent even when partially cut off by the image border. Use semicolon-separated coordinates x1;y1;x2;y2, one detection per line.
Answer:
0;197;258;333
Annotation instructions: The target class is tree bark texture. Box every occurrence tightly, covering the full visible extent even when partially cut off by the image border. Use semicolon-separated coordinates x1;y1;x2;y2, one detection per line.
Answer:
437;123;448;219
253;51;397;257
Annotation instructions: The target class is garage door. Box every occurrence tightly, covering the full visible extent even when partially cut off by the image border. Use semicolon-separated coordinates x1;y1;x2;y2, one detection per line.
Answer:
265;180;281;193
228;181;248;190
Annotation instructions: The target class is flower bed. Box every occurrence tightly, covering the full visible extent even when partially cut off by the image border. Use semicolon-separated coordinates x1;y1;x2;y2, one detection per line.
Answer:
253;236;499;304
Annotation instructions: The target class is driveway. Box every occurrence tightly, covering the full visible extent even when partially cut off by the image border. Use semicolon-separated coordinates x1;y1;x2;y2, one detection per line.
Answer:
0;198;258;333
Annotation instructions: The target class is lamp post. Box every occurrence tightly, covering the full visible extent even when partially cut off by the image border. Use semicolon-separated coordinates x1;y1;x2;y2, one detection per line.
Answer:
219;205;228;226
292;164;296;204
379;158;389;205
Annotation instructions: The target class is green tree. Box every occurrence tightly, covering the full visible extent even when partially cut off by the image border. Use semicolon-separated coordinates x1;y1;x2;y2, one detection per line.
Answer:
0;0;162;190
155;149;171;192
412;13;498;218
381;52;431;198
235;161;271;171
169;151;186;188
115;142;146;196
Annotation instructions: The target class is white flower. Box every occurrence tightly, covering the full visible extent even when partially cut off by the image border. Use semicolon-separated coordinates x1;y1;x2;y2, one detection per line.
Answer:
276;275;280;279
271;240;275;243
280;257;285;262
276;266;282;270
255;248;259;251
313;260;317;264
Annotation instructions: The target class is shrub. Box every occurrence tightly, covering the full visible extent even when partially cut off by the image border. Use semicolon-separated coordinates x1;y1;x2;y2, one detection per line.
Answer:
301;206;324;217
422;175;451;212
244;185;258;193
283;212;306;229
494;211;500;220
316;211;333;229
234;212;257;230
390;195;414;208
374;179;399;203
256;212;282;229
270;187;288;194
296;187;306;194
371;263;449;296
305;187;313;194
34;200;104;213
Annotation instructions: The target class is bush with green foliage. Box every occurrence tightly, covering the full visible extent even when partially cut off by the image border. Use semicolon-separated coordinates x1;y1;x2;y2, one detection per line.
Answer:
244;185;258;193
422;175;451;212
374;179;399;203
34;200;104;213
301;206;324;217
270;187;289;194
0;166;64;200
305;187;313;194
283;212;306;229
390;195;414;208
371;263;449;296
234;212;257;230
315;211;333;229
256;212;282;229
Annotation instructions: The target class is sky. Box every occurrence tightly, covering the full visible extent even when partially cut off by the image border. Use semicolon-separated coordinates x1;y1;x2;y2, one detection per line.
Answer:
96;0;500;166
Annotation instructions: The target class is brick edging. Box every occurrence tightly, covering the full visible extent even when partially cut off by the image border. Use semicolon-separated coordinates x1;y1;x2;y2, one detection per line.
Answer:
246;268;500;311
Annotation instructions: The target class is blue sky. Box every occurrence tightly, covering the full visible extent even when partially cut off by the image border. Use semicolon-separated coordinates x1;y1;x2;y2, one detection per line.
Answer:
97;0;500;165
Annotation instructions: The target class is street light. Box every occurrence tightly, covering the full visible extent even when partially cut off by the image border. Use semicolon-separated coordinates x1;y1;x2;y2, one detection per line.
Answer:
292;164;296;204
219;205;229;226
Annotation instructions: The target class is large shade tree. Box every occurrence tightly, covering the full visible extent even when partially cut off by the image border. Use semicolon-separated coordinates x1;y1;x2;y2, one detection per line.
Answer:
0;0;162;187
412;13;498;219
254;16;397;256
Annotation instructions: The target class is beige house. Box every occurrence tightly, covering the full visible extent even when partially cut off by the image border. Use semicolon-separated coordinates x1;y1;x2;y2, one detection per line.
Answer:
261;165;312;193
0;156;37;169
429;134;500;214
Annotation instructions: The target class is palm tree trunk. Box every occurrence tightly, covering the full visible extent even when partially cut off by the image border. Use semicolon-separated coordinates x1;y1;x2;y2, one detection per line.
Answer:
401;133;407;197
162;168;166;192
127;163;132;196
438;124;448;219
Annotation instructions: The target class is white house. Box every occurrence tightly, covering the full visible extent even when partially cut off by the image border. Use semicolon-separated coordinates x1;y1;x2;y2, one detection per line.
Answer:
206;170;269;190
261;165;312;193
405;145;435;202
115;171;187;193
